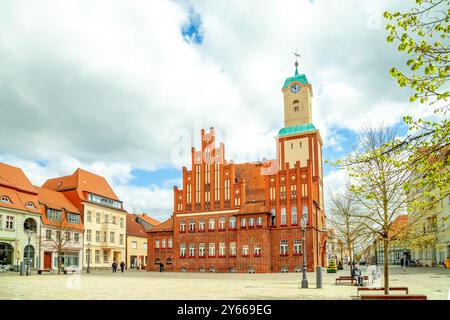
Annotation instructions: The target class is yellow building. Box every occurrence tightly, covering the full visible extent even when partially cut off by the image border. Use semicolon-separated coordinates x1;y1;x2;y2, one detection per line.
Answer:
42;169;127;270
126;213;153;269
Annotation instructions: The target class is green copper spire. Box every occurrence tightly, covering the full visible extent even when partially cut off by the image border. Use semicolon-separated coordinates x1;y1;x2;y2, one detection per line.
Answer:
283;51;308;88
295;61;299;76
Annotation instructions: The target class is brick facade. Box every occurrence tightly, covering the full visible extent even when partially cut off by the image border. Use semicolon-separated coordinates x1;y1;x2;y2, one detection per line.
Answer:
148;69;327;273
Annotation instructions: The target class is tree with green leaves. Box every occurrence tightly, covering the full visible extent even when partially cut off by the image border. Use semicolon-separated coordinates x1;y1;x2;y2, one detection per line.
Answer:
383;0;449;210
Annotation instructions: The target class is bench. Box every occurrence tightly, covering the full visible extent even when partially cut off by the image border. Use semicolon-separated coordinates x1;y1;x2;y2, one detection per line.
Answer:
360;294;427;300
357;287;409;296
335;275;369;285
63;269;77;274
37;269;51;275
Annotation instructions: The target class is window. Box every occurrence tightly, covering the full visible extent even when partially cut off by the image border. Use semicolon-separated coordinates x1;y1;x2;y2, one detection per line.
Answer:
103;231;107;242
46;230;52;240
199;267;205;272
189;220;196;232
180;220;186;232
291;184;297;198
229;217;237;229
209;266;215;273
46;209;62;221
280;185;286;200
249;217;254;227
281;208;287;226
219;217;226;230
0;196;11;203
256;217;263;227
26;202;35;208
95;231;100;242
119;234;124;245
161;239;166;248
195;164;201;204
119;217;124;228
224;179;230;201
88;193;122;209
86;230;92;242
87;211;92;222
229;267;237;273
281;266;289;273
254;245;262;256
242;245;249;256
104;214;109;224
280;240;288;255
189;243;196;257
155;239;160;249
67;213;80;224
65;232;71;241
199;219;205;231
74;233;80;243
199;243;206;257
168;238;173;249
214;163;220;202
6;216;14;230
181;267;187;272
96;213;100;223
103;250;109;263
56;231;61;241
208;218;215;231
292;207;297;225
180;243;186;257
208;243;215;257
219;242;226;257
294;266;302;273
229;242;237;256
132;241;137;249
294;240;301;255
112;216;116;224
0;214;2;230
270;208;276;226
247;266;256;274
143;242;147;250
95;250;100;263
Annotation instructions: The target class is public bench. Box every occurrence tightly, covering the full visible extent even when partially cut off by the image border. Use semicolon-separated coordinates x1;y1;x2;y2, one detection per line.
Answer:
360;294;427;300
335;275;369;285
63;269;77;274
357;287;409;296
37;269;51;275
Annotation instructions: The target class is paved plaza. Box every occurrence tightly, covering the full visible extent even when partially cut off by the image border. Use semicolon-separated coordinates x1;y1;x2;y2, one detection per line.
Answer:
0;266;448;300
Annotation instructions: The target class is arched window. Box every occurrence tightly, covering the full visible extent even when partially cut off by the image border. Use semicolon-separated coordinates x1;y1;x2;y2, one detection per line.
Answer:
270;208;276;227
180;266;187;272
208;218;215;231
281;266;289;273
199;267;205;273
229;266;236;273
293;100;299;112
218;217;226;230
292;207;297;225
154;258;161;265
23;245;35;268
166;258;172;265
25;202;35;209
209;266;215;273
247;266;256;274
294;266;302;273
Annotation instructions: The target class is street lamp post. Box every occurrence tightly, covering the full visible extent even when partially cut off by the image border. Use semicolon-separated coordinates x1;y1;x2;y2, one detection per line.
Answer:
301;205;308;288
25;229;32;276
86;242;91;274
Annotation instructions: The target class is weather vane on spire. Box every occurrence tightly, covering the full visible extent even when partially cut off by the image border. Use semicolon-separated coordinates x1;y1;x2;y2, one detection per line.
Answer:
293;49;300;67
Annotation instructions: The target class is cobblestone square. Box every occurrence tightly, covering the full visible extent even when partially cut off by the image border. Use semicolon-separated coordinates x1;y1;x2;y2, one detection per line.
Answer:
0;266;448;300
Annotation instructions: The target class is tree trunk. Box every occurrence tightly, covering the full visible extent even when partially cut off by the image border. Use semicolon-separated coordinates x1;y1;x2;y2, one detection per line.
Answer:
348;242;353;277
383;238;389;294
58;253;61;275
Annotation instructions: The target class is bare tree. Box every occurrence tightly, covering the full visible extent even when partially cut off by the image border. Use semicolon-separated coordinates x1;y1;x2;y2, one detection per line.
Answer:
327;184;366;277
44;221;71;275
334;125;432;294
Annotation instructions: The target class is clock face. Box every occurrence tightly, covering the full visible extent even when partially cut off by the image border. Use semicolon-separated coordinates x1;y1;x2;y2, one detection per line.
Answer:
290;83;300;93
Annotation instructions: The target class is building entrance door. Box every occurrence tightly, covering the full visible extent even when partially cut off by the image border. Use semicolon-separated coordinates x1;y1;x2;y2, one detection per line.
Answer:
44;252;52;269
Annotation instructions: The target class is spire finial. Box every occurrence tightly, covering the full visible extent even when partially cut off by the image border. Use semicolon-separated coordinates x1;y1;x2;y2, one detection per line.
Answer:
293;49;300;76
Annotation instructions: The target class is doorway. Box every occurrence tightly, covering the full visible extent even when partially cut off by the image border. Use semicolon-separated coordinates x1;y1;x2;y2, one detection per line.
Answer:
44;252;52;269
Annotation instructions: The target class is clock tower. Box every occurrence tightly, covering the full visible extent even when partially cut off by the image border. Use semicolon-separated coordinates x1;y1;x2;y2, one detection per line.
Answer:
282;61;313;127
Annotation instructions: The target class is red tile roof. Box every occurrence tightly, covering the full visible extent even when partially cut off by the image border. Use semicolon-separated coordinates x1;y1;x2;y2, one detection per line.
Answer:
0;162;40;214
36;186;83;230
42;168;120;202
148;217;173;233
138;213;161;227
127;213;147;238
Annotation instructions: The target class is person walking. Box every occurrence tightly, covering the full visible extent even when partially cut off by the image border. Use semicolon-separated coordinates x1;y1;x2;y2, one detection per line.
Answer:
120;261;125;273
401;256;406;273
112;261;117;273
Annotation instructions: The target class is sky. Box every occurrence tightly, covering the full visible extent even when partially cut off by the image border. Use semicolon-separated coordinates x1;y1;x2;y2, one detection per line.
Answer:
0;0;436;222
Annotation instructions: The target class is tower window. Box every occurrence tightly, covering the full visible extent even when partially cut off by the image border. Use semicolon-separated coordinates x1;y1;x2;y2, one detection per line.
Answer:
294;106;299;112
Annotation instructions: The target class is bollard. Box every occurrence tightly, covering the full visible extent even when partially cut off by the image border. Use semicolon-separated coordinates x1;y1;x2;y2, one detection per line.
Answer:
316;266;323;288
19;262;24;276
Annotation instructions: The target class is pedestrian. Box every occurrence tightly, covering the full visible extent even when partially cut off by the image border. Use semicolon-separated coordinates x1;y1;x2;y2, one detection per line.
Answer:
112;261;117;273
401;256;406;273
120;261;125;273
352;264;363;286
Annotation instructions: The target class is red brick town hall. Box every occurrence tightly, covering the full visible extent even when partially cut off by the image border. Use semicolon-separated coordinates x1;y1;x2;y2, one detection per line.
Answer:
147;64;327;273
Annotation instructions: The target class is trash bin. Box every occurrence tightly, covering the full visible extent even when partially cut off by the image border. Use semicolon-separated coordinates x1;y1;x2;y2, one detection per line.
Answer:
445;258;450;269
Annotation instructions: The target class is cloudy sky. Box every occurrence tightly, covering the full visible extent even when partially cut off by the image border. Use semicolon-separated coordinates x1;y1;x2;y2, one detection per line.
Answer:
0;0;434;221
